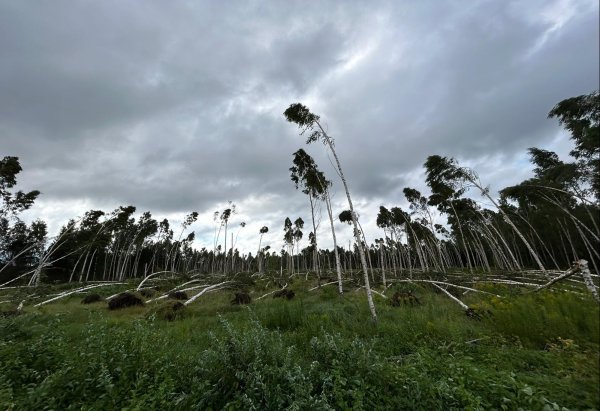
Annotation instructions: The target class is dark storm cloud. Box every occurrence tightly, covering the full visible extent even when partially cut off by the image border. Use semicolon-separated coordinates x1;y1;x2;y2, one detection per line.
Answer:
1;0;598;251
313;0;598;201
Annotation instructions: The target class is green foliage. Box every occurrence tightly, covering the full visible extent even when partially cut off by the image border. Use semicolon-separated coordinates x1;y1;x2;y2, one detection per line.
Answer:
146;301;188;322
260;300;305;330
548;90;599;199
482;290;600;348
283;103;320;129
0;156;40;219
187;315;324;409
0;156;45;280
0;279;598;410
290;148;331;198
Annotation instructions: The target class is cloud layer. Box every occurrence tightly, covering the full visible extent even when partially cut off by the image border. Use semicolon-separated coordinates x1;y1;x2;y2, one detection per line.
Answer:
2;0;598;253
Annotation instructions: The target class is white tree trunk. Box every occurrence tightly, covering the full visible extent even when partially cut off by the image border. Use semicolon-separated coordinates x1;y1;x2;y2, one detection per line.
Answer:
316;121;377;321
470;179;545;273
325;191;344;294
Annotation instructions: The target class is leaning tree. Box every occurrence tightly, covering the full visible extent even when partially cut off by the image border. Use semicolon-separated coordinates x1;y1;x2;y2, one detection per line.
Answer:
548;90;599;202
0;156;45;282
257;225;269;273
290;148;344;292
284;103;377;321
425;155;546;273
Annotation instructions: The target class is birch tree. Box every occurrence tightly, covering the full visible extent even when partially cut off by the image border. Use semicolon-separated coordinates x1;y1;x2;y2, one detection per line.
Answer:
257;226;269;273
426;155;546;273
284;103;377;321
290;148;343;290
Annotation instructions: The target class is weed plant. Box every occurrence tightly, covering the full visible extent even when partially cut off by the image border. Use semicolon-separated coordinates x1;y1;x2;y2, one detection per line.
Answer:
0;280;598;409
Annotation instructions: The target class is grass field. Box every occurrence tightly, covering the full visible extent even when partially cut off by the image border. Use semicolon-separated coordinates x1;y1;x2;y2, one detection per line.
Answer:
1;275;598;410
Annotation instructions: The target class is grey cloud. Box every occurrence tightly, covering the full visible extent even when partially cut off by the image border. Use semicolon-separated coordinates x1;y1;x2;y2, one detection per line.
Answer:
2;0;598;252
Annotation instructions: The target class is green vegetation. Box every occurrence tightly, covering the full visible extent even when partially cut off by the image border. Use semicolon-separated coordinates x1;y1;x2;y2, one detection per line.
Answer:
1;279;598;410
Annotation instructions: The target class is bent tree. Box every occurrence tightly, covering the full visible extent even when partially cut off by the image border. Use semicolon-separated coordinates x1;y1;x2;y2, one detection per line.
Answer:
257;226;269;273
293;217;304;272
219;202;236;274
1;156;46;283
426;155;546;273
284;103;377;321
290;149;322;279
290;148;344;292
548;90;599;202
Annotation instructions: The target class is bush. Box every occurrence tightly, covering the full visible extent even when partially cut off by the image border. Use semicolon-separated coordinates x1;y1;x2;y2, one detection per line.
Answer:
231;291;251;305
81;293;102;304
390;291;420;307
0;309;20;318
186;315;326;409
147;301;187;321
108;292;144;310
273;289;295;300
465;306;492;320
139;288;156;298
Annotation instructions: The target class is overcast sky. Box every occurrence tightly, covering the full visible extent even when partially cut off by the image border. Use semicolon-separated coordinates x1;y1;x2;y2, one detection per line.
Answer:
2;0;598;254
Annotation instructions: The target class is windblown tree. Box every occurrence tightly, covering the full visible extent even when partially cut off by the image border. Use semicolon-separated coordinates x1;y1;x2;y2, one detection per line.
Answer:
403;187;446;273
548;90;599;202
0;156;39;220
154;218;173;273
373;238;387;287
0;156;46;282
494;91;600;272
377;205;428;275
339;209;375;281
450;198;504;272
217;202;236;274
283;217;294;273
290;149;323;276
376;206;407;276
0;220;47;282
231;221;246;272
393;207;426;274
290;148;344;292
424;155;477;273
119;211;159;279
67;210;111;282
284;103;377;321
257;226;269;273
424;154;546;273
293;217;304;272
500;147;600;272
169;212;199;272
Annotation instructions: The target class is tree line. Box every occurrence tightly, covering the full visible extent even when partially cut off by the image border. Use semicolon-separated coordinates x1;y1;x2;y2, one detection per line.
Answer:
2;91;598;318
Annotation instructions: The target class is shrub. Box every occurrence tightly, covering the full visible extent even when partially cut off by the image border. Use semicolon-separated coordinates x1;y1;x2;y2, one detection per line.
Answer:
273;289;295;300
390;291;420;307
186;315;325;409
146;301;187;321
0;309;20;318
465;306;492;320
81;293;102;304
139;288;156;298
231;291;251;305
108;292;144;310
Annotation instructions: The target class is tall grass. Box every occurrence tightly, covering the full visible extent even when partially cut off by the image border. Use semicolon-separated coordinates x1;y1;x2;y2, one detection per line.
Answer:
0;281;598;409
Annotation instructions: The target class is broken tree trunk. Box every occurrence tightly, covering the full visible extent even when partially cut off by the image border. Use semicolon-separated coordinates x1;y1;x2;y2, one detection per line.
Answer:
534;260;598;302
